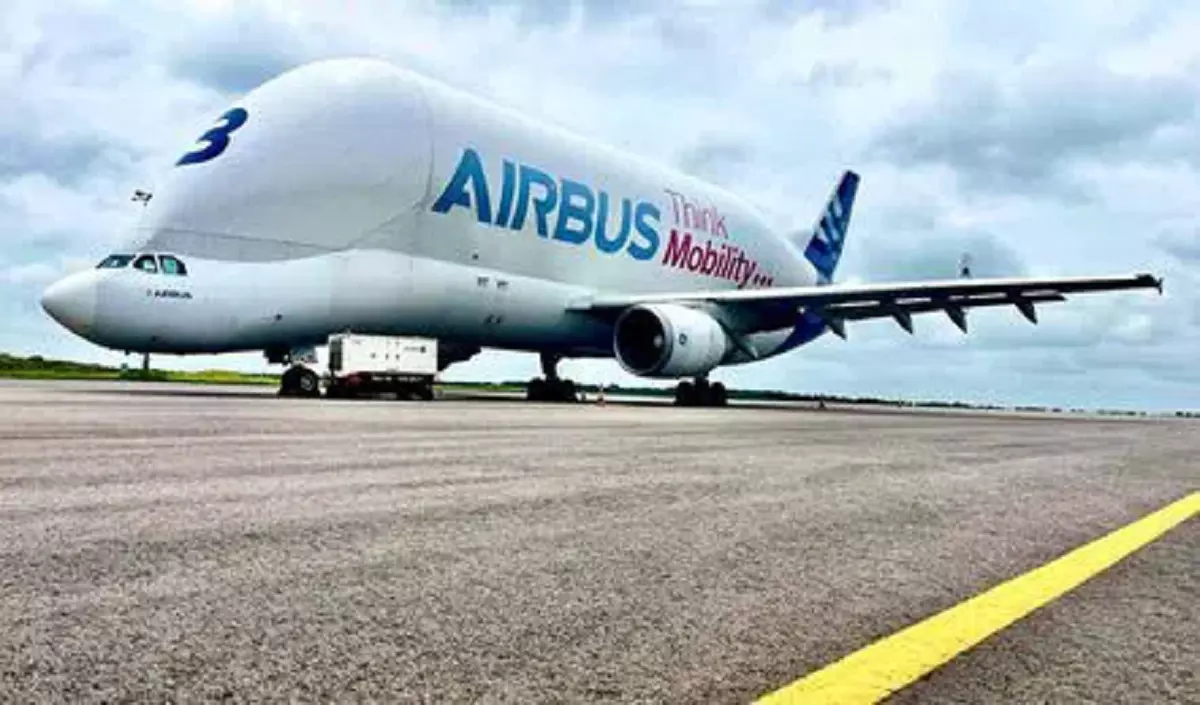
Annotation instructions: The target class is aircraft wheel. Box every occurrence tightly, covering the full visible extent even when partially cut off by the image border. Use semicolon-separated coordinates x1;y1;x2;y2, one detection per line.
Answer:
710;382;728;407
558;379;578;403
527;377;547;401
674;381;696;407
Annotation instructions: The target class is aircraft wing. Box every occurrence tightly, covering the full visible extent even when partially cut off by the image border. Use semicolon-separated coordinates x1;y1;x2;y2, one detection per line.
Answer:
570;273;1163;338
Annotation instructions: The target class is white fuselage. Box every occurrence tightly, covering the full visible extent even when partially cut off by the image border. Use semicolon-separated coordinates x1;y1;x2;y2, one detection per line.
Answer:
42;59;823;368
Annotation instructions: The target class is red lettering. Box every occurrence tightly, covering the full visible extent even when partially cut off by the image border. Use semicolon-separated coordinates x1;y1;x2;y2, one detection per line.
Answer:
664;189;685;225
659;228;770;286
661;229;693;268
739;261;757;288
683;201;697;229
701;241;719;274
662;188;724;238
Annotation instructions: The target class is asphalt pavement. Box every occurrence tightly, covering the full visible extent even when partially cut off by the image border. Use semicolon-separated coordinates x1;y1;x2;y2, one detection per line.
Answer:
0;379;1195;703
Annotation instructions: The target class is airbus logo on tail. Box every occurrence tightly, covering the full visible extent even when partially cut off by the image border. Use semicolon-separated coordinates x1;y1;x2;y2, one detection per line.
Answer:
431;148;661;261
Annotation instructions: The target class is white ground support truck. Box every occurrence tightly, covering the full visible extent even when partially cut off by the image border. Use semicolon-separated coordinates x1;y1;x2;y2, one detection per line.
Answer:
324;334;438;400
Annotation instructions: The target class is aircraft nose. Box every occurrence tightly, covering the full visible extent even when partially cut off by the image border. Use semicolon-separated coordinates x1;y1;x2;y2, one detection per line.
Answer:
41;274;97;335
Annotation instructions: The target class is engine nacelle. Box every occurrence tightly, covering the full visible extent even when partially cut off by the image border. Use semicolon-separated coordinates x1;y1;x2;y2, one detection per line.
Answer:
613;303;730;378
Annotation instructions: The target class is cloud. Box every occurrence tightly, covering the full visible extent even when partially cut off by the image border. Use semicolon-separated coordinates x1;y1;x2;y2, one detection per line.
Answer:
1157;224;1200;263
0;134;120;186
439;0;650;27
171;41;308;97
871;64;1199;199
675;136;756;187
860;230;1028;281
0;261;57;286
163;5;356;94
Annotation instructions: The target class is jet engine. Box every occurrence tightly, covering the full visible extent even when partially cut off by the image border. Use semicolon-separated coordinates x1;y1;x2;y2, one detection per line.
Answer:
613;303;730;378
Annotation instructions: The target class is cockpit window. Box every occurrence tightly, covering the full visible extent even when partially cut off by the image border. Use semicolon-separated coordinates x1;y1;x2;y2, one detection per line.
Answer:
133;255;159;274
96;253;186;275
159;255;188;276
96;254;134;269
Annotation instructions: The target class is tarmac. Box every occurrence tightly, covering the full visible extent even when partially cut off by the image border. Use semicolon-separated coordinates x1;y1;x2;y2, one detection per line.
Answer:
0;379;1195;703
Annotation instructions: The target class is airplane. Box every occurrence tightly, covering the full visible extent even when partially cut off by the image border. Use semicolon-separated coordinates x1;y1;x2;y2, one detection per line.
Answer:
40;58;1162;406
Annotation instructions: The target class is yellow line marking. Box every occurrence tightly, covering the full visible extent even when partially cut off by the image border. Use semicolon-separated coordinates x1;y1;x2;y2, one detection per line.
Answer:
756;491;1200;705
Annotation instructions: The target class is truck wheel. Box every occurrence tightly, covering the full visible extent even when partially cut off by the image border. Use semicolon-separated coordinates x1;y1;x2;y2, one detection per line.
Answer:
297;367;321;398
279;366;301;397
418;381;435;401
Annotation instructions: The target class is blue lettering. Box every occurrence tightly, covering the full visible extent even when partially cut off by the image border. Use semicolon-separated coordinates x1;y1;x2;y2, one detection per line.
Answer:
554;179;595;245
494;159;517;228
512;165;558;237
628;202;661;260
429;149;663;261
594;193;632;254
431;148;492;224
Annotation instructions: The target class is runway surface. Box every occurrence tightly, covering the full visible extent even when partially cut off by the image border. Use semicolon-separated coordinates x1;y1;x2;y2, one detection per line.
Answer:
0;379;1195;703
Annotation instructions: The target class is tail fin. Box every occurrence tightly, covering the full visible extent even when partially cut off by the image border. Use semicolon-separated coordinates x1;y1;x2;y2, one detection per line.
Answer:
802;170;859;285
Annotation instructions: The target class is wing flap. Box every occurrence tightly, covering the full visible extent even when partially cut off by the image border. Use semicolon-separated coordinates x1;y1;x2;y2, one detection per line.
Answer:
819;292;1067;336
825;292;1066;320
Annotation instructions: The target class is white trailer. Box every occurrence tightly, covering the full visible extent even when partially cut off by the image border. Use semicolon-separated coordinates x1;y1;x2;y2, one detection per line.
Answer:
325;334;438;400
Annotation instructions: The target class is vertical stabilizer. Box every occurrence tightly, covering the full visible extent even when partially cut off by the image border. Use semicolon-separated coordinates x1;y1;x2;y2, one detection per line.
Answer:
802;171;859;285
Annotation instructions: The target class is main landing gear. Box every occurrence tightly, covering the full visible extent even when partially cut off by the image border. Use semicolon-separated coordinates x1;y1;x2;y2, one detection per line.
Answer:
526;352;580;402
674;377;728;407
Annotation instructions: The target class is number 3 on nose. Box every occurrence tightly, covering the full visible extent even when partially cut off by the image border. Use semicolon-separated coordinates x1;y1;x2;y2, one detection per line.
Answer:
176;107;249;167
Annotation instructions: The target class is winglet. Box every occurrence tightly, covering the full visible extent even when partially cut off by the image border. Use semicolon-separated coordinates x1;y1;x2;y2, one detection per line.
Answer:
1134;272;1163;294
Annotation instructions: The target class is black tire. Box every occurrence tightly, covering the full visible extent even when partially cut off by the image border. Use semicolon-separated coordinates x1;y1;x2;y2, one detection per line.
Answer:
279;366;302;397
527;378;547;402
418;381;435;401
709;382;728;407
297;368;321;398
675;381;696;407
558;379;578;403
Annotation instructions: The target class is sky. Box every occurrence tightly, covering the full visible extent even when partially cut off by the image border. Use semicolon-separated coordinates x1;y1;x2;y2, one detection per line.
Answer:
2;0;1198;411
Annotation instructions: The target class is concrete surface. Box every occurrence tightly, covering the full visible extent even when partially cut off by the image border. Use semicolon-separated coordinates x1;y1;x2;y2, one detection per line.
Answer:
0;379;1195;703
